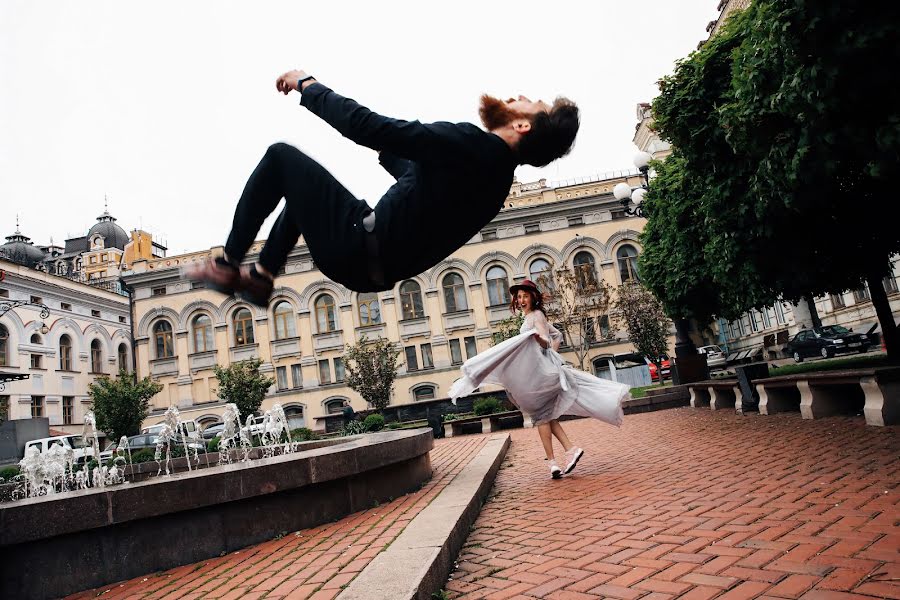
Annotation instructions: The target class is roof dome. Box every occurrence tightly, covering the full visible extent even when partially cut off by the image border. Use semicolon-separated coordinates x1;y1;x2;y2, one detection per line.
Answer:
0;226;46;267
87;210;129;250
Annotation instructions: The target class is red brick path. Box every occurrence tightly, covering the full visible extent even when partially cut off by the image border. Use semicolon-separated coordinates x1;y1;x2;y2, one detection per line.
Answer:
446;409;899;600
66;435;489;600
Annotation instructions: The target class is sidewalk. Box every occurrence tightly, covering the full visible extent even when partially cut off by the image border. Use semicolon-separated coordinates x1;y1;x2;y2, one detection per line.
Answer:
66;434;490;600
446;409;899;600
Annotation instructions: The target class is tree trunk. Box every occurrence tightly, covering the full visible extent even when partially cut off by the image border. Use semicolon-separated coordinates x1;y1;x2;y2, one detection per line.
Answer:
674;317;696;358
866;271;899;361
805;296;823;331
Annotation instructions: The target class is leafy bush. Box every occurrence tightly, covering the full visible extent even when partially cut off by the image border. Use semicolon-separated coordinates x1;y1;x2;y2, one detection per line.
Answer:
442;412;472;422
290;427;319;441
207;436;221;453
340;420;368;437
0;466;20;480
363;414;385;432
473;397;502;416
385;421;402;430
130;449;157;463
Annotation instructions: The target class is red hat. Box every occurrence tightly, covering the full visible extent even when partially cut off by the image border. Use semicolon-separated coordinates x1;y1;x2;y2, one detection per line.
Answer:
509;279;541;295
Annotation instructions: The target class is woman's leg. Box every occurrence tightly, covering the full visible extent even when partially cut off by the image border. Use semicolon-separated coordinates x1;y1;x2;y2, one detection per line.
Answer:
549;420;573;451
537;423;555;460
549;419;585;474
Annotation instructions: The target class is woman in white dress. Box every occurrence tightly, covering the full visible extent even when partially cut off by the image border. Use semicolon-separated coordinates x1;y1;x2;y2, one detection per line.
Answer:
450;279;629;478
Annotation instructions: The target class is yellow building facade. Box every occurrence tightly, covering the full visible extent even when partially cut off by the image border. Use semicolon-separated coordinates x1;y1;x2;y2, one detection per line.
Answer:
125;173;667;432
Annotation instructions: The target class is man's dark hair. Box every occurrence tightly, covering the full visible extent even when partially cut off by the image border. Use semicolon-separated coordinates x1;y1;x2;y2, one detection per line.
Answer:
516;98;580;167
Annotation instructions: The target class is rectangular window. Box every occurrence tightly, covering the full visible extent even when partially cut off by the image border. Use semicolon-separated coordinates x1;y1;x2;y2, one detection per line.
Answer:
30;295;42;304
567;215;584;227
119;316;127;323
318;359;332;385
830;293;845;310
91;309;101;318
583;317;596;344
405;346;418;371
291;364;302;389
334;357;345;382
63;396;74;425
611;209;626;220
101;253;108;261
89;256;96;264
449;339;463;365
737;317;747;336
152;287;166;296
191;281;206;289
884;275;899;295
61;302;72;311
599;315;611;339
464;336;477;359
761;308;772;329
481;230;497;241
749;311;759;333
775;302;786;325
0;289;8;298
0;396;8;422
31;396;44;418
853;286;870;303
524;222;540;234
421;343;433;369
276;366;288;390
31;354;42;369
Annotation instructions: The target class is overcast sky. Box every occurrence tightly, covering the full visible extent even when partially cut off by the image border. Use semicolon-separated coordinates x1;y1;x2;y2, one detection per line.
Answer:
1;1;717;256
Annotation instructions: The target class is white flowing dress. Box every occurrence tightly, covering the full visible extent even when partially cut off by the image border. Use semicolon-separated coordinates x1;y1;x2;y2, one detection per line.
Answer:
449;311;629;427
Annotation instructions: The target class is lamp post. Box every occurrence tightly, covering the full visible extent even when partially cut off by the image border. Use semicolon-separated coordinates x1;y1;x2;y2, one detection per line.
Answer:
0;300;50;334
614;151;706;381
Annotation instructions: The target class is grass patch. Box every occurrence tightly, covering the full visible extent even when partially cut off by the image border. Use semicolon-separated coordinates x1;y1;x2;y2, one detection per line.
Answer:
768;354;891;377
629;382;673;399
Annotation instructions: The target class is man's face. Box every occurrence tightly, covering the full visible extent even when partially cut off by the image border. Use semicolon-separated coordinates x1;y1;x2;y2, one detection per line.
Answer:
480;94;550;131
505;95;551;116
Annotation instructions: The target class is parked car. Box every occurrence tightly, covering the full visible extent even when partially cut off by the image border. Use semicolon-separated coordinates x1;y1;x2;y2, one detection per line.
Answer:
141;419;202;443
785;325;871;362
646;355;672;382
124;433;206;455
201;423;225;440
697;345;727;370
23;435;93;463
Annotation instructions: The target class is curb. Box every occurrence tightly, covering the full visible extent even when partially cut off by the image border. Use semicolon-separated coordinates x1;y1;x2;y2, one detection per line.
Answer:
338;433;511;600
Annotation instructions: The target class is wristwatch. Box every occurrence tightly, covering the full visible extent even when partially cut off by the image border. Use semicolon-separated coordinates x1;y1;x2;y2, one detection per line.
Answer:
296;75;316;91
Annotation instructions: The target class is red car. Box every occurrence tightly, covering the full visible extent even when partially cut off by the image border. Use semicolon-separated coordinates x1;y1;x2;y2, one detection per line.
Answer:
647;356;672;382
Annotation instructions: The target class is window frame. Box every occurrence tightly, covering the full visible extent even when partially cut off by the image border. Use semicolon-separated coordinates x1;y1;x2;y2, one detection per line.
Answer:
357;292;382;326
233;308;255;346
192;314;214;352
442;273;468;313
486;266;510;307
400;280;425;320
315;294;337;333
59;335;73;371
90;339;103;373
154;320;175;358
273;301;296;340
616;245;640;283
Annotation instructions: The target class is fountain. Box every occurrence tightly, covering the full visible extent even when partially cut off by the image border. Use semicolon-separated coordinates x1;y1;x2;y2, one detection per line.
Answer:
0;403;435;600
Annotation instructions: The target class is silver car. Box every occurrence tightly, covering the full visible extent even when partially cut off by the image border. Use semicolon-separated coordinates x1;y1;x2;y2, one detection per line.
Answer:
698;344;728;370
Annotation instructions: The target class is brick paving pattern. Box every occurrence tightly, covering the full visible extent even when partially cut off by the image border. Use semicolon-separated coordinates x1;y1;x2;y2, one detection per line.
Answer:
447;408;899;600
66;434;489;600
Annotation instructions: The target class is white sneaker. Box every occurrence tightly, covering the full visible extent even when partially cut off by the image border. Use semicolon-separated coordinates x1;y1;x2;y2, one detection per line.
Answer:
564;447;584;474
549;459;562;479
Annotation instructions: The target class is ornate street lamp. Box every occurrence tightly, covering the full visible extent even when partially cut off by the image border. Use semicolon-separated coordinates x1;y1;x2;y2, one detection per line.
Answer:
613;151;652;218
0;299;50;324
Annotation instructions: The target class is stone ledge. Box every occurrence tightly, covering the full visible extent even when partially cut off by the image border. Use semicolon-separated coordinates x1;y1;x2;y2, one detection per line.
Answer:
338;433;511;600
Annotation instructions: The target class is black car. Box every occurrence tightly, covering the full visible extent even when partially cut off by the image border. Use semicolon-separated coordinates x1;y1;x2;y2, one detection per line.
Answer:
785;325;871;362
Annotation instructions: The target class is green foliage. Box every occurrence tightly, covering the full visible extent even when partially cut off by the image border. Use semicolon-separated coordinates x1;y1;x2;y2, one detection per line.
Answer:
643;0;900;345
207;436;221;453
87;370;163;443
473;397;502;416
213;359;275;420
442;412;472;422
0;466;20;480
289;427;319;441
339;420;367;437
768;354;889;377
129;449;157;463
614;283;671;375
344;336;402;411
362;413;385;432
491;313;524;346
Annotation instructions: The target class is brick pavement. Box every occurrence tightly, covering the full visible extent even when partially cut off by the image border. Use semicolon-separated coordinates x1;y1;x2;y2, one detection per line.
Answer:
65;434;489;600
446;409;899;600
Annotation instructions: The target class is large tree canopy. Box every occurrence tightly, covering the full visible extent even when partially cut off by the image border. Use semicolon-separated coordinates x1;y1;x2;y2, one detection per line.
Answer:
640;0;900;353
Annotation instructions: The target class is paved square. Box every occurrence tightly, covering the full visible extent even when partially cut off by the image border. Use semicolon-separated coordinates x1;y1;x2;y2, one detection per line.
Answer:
447;409;899;599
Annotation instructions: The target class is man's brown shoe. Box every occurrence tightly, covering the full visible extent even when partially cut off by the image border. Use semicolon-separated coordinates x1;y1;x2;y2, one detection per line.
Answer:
237;265;274;308
184;257;240;295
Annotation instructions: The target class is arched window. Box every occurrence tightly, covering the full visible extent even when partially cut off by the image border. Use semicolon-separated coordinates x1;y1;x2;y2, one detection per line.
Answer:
413;385;436;401
358;292;381;326
0;324;9;367
324;398;348;414
117;343;128;373
617;245;640;283
90;339;103;373
273;302;296;339
233;308;255;346
315;295;337;333
486;266;510;306
153;321;174;358
399;280;424;320
284;405;305;429
573;251;597;289
153;321;175;358
59;335;73;371
30;333;42;344
192;314;213;352
529;258;553;289
442;273;468;312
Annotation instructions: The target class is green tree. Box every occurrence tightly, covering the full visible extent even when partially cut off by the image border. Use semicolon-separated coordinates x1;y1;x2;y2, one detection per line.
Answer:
88;369;162;442
344;336;402;412
642;1;900;357
213;358;274;420
614;283;672;380
491;313;524;346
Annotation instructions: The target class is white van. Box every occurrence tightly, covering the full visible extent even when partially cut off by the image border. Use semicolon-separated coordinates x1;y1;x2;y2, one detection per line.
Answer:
23;435;93;463
141;419;201;442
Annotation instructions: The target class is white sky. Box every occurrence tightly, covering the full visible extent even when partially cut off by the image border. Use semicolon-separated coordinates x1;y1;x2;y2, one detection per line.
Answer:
1;1;717;256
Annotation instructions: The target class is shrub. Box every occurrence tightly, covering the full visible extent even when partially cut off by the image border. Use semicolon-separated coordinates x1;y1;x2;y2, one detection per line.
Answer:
290;427;319;442
385;421;402;430
340;420;367;437
363;414;385;432
473;397;502;416
130;449;157;463
207;436;221;453
0;466;20;480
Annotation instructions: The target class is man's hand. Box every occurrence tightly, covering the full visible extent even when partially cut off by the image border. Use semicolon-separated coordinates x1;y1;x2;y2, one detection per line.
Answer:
275;69;315;95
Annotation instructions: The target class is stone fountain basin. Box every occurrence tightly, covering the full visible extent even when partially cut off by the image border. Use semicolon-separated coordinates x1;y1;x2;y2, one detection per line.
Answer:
0;428;433;600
